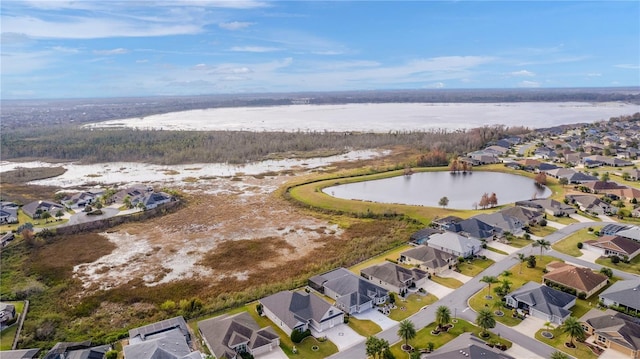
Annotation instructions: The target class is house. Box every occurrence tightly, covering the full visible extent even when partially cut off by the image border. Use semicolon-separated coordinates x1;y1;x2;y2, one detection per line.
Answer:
62;190;102;209
584;155;633;167
425;332;515;359
259;290;344;336
600;223;631;236
543;262;608;298
566;194;616;215
399;245;457;275
467;150;501;165
583;235;640;260
360;262;428;295
474;212;525;236
624;169;640;181
634;207;640;218
308;267;388;314
447;217;502;240
125;316;201;359
580;309;640;359
43;341;110;359
198;312;280;359
111;184;152;204
517;159;541;171
21;200;64;219
617;226;640;242
516;198;576;217
1;349;40;359
1;232;16;247
582;180;627;194
0;202;19;224
133;191;173;209
498;206;544;226
0;302;16;329
505;281;576;324
431;216;463;231
565;171;599;184
409;227;443;245
599;279;640;315
427;232;483;258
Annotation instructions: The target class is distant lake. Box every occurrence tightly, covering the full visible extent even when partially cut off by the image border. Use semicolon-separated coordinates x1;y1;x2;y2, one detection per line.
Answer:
323;171;551;210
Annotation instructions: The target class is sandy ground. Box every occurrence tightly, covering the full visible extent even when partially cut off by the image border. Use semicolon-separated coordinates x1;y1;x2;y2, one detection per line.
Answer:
83;102;640;132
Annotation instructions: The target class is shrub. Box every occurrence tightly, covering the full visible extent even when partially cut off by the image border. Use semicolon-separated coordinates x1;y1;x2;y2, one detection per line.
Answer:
539;219;547;227
577;242;583;249
578;292;587;300
611;255;620;264
290;329;311;343
256;303;263;316
105;350;118;359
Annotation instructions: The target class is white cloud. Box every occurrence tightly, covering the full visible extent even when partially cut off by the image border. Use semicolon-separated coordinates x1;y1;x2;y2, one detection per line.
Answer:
136;59;149;63
509;70;535;77
93;48;129;55
50;46;80;54
219;21;254;30
586;73;601;77
614;64;640;70
518;80;540;88
229;46;281;53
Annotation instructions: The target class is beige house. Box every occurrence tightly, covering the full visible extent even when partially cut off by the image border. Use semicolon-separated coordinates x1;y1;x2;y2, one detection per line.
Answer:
580;309;640;359
399;245;457;275
543;262;608;298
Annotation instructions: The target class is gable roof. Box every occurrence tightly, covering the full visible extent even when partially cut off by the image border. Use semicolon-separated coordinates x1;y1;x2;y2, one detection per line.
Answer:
260;291;339;331
474;212;523;234
360;262;427;288
599;279;640;310
499;206;543;224
581;309;640;352
198;312;279;359
543;264;608;293
409;227;442;242
427;232;482;255
1;349;41;359
22;200;64;218
124;328;199;359
449;217;501;239
506;282;575;319
129;316;190;344
426;332;515;359
617;226;640;241
401;245;456;269
322;269;388;304
584;235;640;257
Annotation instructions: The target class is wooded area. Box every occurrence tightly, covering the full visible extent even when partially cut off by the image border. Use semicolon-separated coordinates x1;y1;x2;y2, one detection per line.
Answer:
1;125;529;165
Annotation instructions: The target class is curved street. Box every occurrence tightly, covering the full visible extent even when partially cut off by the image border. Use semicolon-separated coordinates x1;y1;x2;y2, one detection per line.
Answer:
329;221;636;359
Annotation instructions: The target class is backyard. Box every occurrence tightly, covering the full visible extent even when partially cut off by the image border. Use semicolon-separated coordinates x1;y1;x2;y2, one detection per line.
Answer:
552;227;601;257
596;256;640;275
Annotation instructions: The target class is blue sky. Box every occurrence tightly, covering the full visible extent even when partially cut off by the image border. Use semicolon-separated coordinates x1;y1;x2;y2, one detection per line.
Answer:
1;1;639;99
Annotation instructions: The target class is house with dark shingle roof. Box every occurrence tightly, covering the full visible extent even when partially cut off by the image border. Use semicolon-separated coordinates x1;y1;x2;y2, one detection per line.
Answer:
584;235;640;260
22;200;64;219
447;217;502;241
308;267;388;314
617;226;640;242
409;227;443;245
399;245;457;275
259;291;343;336
474;212;525;236
580;309;640;359
198;312;280;359
566;194;616;215
505;281;576;324
599;279;640;315
516;199;576;217
43;342;111;359
427;232;483;258
360;262;428;295
498;206;544;226
124;316;201;359
543;263;608;298
1;348;41;359
425;332;515;359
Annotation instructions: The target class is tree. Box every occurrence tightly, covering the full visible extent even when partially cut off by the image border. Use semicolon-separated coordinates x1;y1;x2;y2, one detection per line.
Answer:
365;336;389;359
41;211;51;222
559;177;569;187
438;196;449;209
435;305;451;330
105;351;118;359
137;202;146;211
550;351;569;359
527;255;537;268
475;309;496;337
480;276;498;297
600;267;613;278
561;316;586;347
498;278;512;296
489;192;498;207
535;172;547;186
123;195;132;209
532;239;551;260
95;201;103;209
515;253;527;274
479;193;490;209
600;172;610;182
397;319;416;349
501;270;512;277
55;210;64;220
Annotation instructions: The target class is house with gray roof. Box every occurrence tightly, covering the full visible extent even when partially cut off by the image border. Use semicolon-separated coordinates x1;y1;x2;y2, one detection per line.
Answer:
0;202;18;224
22;200;64;219
0;302;16;329
505;281;576;324
399;245;457;275
360;262;428;295
426;232;482;258
601;223;631;236
125;316;201;359
599;279;640;315
584;235;640;260
308;268;388;314
617;226;640;242
44;341;111;359
516;198;576;217
133;192;173;209
198;312;280;359
1;349;40;359
474;212;525;236
580;309;640;359
259;291;344;336
498;206;544;226
447;217;502;240
566;194;616;215
409;227;443;245
425;332;514;359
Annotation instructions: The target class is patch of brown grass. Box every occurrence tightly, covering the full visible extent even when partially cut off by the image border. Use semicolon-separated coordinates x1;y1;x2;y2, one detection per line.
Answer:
199;237;295;272
0;166;67;184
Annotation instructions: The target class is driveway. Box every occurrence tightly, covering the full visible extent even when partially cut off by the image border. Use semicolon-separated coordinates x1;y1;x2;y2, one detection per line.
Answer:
577;249;602;264
314;324;364;351
488;241;519;255
438;269;472;283
353;309;397;330
597;214;617;223
65;207;119;226
512;315;548;337
421;279;454;299
257;347;288;359
504;343;545;359
480;248;507;262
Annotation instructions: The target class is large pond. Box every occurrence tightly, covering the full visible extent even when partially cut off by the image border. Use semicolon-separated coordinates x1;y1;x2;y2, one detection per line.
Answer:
323;171;551;210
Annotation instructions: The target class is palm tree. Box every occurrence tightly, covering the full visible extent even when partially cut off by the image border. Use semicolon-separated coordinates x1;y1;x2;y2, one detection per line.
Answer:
532;239;551;260
492;300;506;315
550;351;569;359
397;319;416;349
515;253;527;274
435;305;451;330
476;309;496;337
480;276;498;297
366;336;382;359
501;270;512;277
561;316;586;348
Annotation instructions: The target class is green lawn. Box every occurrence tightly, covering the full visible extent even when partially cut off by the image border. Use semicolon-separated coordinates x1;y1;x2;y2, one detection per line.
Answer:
189;300;338;359
388;319;511;358
349;245;414;275
534;328;597;359
596;255;640;275
548;216;578;225
576;210;602;222
486;246;509;255
458;258;495;277
506;237;533;248
528;225;557;237
347;316;381;337
0;324;18;350
389;293;438;321
552;228;600;257
430;276;463;289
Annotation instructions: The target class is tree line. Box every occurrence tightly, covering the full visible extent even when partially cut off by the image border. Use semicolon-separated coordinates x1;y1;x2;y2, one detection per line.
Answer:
1;125;528;165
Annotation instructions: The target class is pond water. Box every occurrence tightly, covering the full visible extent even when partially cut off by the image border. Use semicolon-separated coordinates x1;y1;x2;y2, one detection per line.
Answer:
323;171;551;210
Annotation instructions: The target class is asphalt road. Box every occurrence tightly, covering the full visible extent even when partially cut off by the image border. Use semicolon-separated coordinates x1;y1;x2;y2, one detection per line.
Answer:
329;220;635;359
64;207;120;226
